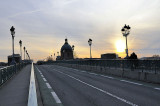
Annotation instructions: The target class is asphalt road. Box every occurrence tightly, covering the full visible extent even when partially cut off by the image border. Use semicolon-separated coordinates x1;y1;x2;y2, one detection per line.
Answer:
36;65;160;106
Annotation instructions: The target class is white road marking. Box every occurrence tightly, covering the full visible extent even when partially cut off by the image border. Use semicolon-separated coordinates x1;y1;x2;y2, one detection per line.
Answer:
155;88;160;90
41;75;44;77
54;69;138;106
46;83;52;89
120;80;142;86
88;72;98;76
100;75;114;79
36;66;62;105
43;78;47;81
51;92;62;103
54;65;160;93
72;67;115;80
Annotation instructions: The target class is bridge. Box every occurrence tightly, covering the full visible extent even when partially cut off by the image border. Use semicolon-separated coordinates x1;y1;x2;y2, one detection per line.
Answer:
0;60;160;106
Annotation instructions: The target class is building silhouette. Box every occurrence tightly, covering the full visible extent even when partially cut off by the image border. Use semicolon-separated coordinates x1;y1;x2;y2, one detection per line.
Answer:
8;54;21;65
101;53;118;59
60;39;73;60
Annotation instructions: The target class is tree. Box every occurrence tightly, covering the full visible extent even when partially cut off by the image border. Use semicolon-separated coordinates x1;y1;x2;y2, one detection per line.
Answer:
129;52;138;59
152;55;159;57
46;56;53;62
129;52;138;69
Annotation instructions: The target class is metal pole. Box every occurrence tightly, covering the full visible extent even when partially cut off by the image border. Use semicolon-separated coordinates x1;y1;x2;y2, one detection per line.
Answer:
12;35;15;63
20;45;22;60
90;45;92;59
126;36;128;58
12;36;14;58
24;49;25;60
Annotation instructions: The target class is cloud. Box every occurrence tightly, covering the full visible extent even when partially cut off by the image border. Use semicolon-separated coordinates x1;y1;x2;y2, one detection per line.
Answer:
9;9;42;18
0;0;160;62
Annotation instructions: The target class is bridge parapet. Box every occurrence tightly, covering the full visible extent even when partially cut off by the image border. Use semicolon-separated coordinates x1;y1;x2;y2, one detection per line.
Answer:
44;59;160;74
0;62;29;86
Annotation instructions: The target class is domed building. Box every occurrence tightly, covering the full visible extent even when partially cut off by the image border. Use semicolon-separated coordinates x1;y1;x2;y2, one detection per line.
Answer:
60;39;73;60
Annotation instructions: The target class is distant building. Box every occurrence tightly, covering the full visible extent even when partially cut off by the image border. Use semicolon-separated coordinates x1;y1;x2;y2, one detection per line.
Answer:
8;54;21;65
140;57;160;60
84;58;101;60
60;39;73;60
101;53;118;59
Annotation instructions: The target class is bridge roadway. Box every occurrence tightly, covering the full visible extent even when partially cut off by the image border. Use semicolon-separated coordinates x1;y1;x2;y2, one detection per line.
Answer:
0;64;159;106
36;65;160;106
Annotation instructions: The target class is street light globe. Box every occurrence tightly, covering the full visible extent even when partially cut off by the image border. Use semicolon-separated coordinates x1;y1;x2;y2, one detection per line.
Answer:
72;45;75;51
10;26;15;36
88;38;92;46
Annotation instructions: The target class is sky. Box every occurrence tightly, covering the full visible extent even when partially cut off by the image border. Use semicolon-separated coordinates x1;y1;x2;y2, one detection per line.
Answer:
0;0;160;62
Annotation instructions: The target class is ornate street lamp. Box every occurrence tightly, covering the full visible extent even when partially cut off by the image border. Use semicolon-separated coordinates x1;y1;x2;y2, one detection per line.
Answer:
28;53;30;60
54;53;55;60
10;26;16;65
121;24;131;59
72;45;75;51
26;50;28;60
88;38;92;59
23;47;26;60
26;51;30;60
72;45;75;59
19;40;22;61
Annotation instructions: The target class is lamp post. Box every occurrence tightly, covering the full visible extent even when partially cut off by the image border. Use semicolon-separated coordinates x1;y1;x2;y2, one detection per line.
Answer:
72;45;75;59
27;51;30;60
88;38;92;59
72;45;75;51
23;47;26;60
27;52;30;60
10;26;16;65
26;50;28;60
28;54;30;60
121;24;131;59
19;40;22;61
54;53;55;60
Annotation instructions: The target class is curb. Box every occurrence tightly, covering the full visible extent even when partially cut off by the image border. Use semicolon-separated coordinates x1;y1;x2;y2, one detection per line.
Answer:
28;63;38;106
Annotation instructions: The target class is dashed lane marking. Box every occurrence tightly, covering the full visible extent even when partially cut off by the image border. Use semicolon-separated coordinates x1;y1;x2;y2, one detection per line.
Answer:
155;88;160;90
100;75;114;79
46;83;52;89
51;92;62;103
120;80;143;86
43;78;47;81
36;66;63;105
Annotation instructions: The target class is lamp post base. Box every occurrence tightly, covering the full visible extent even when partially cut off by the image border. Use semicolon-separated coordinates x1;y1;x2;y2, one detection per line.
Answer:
10;59;16;65
124;56;129;59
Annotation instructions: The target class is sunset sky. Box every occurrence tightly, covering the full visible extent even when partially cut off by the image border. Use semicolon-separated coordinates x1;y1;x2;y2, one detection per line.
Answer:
0;0;160;62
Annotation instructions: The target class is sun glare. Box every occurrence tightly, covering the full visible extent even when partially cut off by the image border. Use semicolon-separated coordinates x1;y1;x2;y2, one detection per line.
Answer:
116;40;125;53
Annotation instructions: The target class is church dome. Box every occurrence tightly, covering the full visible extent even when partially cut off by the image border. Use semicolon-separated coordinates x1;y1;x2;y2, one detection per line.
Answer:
61;39;72;52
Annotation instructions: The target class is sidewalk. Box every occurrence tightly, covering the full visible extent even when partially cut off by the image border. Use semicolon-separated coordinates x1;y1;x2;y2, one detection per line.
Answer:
0;65;31;106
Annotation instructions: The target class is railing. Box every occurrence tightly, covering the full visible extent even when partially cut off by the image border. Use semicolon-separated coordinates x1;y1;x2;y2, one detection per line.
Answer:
0;62;28;86
47;59;160;74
